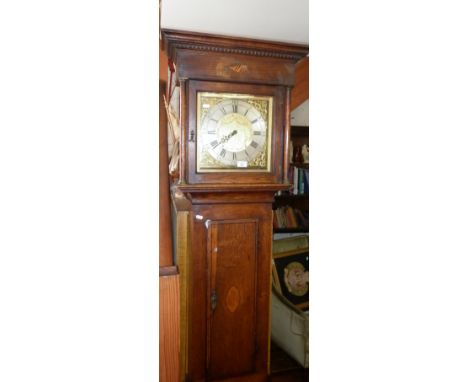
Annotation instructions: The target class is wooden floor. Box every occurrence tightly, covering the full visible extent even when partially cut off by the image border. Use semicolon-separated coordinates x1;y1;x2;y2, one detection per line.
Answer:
270;342;308;382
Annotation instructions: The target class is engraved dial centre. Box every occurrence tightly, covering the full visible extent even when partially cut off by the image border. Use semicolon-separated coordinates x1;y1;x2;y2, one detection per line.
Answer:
217;113;252;152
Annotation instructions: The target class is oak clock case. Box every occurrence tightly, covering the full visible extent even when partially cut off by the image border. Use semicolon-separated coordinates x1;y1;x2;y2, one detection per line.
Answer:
162;28;308;382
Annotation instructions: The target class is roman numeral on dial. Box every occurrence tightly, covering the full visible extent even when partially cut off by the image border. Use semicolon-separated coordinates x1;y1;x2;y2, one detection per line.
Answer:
232;100;238;113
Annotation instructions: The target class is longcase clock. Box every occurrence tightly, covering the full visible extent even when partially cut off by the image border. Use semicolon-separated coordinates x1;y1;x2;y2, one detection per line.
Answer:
162;29;308;382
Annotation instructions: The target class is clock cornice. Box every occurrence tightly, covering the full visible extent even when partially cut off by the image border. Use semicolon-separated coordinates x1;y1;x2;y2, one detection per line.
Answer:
162;29;309;63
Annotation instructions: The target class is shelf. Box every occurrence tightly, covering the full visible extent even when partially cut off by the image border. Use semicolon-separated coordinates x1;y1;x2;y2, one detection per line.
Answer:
275;193;308;200
291;125;309;137
274;227;309;233
290;162;309;169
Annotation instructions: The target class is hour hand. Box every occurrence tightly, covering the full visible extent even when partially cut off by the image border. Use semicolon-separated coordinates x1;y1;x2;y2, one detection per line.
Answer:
227;130;238;139
220;130;238;143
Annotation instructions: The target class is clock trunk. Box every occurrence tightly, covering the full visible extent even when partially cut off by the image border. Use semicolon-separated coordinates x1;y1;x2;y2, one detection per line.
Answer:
187;200;273;381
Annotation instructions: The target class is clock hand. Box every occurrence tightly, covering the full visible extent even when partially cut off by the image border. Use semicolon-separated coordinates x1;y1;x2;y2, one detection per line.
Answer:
227;130;238;139
220;130;238;143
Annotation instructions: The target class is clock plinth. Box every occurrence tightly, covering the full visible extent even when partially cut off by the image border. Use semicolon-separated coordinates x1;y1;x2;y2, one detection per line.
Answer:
163;29;308;382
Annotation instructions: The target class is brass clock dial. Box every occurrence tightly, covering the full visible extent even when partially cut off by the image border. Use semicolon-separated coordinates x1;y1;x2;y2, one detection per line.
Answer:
197;92;273;172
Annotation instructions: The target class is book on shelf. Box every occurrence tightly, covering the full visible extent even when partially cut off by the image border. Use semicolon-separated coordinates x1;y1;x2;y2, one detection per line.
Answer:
295;209;308;228
285;165;309;196
293;167;299;195
303;170;309;194
273;206;309;230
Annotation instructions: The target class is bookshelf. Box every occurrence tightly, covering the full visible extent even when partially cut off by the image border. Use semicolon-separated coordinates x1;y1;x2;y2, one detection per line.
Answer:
273;126;309;233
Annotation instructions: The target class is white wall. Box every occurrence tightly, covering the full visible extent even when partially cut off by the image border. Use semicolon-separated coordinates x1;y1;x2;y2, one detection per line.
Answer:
161;0;309;44
291;100;309;126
